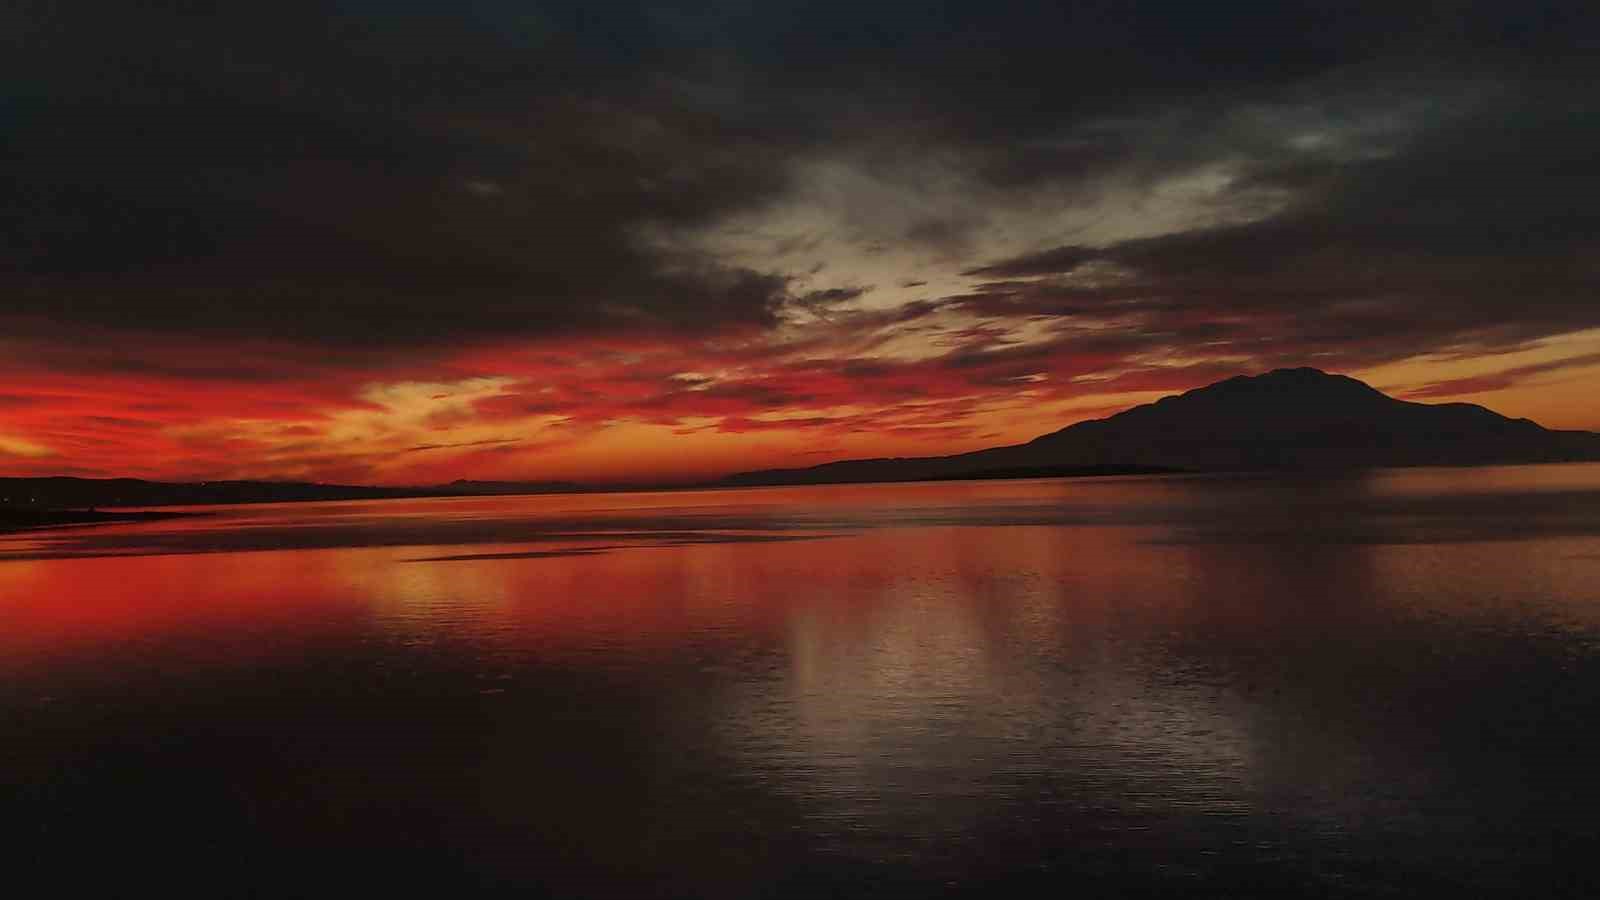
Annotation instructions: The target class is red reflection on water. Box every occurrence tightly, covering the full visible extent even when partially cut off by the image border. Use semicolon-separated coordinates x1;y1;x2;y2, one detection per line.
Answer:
0;480;1159;663
0;549;369;664
4;468;1599;667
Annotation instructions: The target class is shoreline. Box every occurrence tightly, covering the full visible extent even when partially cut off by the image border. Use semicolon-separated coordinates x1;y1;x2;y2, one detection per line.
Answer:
0;508;199;535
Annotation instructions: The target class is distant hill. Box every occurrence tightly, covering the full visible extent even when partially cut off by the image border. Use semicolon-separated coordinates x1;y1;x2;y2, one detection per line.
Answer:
0;476;591;512
0;477;440;510
721;368;1600;486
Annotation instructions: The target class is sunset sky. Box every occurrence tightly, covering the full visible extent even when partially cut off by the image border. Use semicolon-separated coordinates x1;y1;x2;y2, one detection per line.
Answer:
4;1;1598;484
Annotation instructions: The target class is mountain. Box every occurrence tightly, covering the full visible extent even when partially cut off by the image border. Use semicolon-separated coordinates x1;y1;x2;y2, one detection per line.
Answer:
721;368;1600;486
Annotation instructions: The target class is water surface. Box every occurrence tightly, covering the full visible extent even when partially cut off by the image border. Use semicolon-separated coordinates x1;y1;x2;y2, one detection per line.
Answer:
5;466;1600;896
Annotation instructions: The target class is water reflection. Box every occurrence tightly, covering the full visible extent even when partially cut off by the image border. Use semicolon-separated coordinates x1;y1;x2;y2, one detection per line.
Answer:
721;529;1263;851
3;466;1600;895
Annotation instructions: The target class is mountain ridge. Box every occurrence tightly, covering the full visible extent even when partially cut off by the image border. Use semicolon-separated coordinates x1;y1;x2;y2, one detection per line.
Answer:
720;367;1600;486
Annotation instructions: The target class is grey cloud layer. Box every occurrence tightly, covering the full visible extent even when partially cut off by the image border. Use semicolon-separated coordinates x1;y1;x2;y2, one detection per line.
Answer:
957;85;1600;365
4;0;1597;357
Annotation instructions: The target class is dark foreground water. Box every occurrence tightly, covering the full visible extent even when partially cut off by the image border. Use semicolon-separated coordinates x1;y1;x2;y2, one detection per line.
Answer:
5;465;1600;897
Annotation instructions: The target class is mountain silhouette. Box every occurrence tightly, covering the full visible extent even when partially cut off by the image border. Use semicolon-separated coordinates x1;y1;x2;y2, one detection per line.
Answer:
0;478;456;514
722;368;1600;486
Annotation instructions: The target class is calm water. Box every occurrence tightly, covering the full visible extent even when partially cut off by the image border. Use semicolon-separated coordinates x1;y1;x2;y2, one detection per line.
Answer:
6;466;1600;897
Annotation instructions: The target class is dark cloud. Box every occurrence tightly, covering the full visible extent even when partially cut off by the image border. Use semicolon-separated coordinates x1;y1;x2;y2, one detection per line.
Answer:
3;2;807;347
787;286;870;318
956;81;1600;367
1399;352;1600;400
4;0;1598;361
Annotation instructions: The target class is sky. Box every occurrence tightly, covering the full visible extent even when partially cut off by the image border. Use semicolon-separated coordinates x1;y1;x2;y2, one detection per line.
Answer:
4;1;1599;485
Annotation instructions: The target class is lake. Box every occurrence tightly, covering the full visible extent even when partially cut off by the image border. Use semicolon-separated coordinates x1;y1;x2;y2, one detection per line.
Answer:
5;465;1600;897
